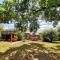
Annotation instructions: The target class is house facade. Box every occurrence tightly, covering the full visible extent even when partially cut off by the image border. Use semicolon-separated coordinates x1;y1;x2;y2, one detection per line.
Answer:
0;23;16;41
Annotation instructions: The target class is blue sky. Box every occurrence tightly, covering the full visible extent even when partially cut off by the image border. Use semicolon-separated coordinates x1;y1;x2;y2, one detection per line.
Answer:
0;0;3;3
3;23;15;30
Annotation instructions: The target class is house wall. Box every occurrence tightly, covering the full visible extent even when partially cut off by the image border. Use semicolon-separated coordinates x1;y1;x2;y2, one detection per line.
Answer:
25;33;40;41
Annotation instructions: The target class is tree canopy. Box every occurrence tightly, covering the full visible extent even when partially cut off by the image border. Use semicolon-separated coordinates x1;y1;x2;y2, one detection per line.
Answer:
0;0;60;33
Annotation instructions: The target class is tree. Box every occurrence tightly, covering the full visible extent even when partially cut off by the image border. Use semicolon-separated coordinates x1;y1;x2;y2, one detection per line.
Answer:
13;0;60;28
1;0;60;33
41;0;60;26
13;0;40;33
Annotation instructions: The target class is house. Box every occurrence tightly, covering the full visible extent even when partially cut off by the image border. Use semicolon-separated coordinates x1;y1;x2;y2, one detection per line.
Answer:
25;30;40;41
0;23;16;42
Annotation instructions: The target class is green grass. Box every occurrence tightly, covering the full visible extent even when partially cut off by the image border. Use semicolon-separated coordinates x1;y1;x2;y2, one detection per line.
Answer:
0;41;60;60
0;41;10;52
0;41;60;52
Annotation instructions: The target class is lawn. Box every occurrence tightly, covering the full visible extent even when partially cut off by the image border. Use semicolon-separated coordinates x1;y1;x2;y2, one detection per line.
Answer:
0;41;60;60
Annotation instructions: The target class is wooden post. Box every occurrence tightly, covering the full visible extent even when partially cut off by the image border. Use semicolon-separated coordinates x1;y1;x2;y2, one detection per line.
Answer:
11;34;12;42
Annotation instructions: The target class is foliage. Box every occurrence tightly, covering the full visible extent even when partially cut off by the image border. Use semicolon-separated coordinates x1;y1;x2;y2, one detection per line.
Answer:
13;0;40;33
30;20;39;34
0;0;60;32
16;21;28;32
41;0;60;26
1;0;60;21
39;29;58;42
57;26;60;40
16;31;23;41
0;1;15;23
16;31;25;40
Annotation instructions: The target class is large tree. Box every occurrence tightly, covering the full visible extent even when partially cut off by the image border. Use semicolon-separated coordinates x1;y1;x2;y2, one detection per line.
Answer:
1;0;60;33
13;0;40;33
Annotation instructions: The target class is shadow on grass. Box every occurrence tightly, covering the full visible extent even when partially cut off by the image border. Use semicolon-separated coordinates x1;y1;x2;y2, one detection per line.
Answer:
51;45;60;52
56;45;60;51
52;41;60;44
0;43;60;60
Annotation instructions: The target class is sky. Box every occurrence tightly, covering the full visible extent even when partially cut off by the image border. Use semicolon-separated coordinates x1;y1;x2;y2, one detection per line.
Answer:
3;23;15;30
0;0;3;3
0;23;15;31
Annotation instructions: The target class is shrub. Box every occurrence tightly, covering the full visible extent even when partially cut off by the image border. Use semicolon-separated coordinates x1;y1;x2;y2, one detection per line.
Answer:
58;34;60;40
39;29;58;42
16;31;25;41
57;28;60;41
16;32;23;41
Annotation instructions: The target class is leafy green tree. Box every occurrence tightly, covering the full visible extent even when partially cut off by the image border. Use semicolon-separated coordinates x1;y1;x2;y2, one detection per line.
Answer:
39;29;58;42
1;0;60;33
13;0;40;33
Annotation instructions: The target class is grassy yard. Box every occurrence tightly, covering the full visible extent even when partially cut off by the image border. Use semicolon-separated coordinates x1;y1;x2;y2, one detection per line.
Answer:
0;41;60;60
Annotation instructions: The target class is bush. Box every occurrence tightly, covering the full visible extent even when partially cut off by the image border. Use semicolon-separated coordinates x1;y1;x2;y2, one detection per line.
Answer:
16;31;25;41
16;32;23;41
57;28;60;41
58;33;60;41
39;29;58;42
